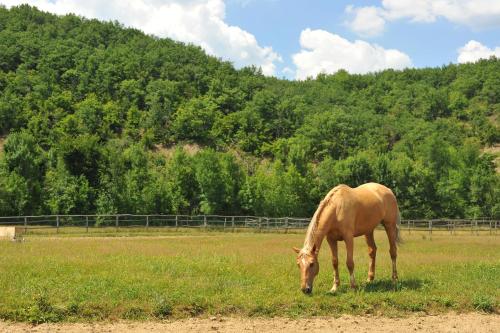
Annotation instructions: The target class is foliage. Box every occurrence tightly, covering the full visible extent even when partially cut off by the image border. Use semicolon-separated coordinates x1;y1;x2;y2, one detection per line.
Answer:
0;5;498;218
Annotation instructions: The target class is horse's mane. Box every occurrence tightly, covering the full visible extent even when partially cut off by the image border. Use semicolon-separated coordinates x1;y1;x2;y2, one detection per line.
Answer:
303;185;347;254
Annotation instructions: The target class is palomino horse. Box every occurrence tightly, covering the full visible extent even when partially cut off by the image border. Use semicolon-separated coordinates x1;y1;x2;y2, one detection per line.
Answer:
293;182;401;294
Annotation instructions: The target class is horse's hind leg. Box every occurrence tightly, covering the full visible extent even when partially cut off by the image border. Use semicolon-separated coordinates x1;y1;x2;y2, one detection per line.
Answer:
365;232;377;282
383;222;398;284
345;235;357;289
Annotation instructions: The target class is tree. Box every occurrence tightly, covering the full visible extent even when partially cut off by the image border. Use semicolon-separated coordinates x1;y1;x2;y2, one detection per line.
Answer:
248;161;310;217
144;79;179;141
0;170;29;216
193;150;243;214
2;131;46;214
164;148;198;214
171;96;220;144
44;160;91;214
75;94;104;136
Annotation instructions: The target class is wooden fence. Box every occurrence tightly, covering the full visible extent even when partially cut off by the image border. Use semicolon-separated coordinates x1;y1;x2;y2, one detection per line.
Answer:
0;215;498;235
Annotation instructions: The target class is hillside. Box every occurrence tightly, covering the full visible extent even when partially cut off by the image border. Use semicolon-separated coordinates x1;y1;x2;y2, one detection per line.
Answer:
0;5;499;218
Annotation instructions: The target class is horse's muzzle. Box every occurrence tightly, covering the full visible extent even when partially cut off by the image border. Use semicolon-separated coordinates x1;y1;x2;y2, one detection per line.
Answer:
302;287;312;294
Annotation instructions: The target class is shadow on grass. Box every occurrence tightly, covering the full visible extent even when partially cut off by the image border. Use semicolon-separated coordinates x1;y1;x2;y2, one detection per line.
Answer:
324;278;428;296
363;278;427;292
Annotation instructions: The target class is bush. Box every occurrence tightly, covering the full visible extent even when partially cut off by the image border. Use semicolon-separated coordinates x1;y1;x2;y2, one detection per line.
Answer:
153;297;173;318
472;295;496;313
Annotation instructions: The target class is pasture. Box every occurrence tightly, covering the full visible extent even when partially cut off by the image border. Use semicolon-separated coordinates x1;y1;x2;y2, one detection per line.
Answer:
0;231;498;323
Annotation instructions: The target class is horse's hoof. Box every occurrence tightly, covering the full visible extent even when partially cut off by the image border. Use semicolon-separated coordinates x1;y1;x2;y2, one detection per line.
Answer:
328;285;339;294
392;280;399;291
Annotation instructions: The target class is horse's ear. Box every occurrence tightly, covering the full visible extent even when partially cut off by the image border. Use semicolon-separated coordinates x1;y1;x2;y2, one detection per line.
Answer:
292;247;301;254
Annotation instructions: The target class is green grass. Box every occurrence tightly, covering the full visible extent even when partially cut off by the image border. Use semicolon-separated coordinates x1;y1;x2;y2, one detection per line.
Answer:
0;231;498;323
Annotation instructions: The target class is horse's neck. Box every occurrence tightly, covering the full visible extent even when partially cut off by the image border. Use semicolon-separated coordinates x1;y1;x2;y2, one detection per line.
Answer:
303;216;327;253
303;188;341;254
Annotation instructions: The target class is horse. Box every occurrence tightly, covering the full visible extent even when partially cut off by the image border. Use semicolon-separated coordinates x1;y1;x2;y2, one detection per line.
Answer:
293;182;401;294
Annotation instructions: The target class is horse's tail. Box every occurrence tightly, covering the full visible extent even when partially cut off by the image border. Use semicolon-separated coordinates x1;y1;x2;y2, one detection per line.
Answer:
396;207;403;246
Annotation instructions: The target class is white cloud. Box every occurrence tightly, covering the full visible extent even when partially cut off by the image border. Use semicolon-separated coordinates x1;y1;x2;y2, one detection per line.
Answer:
292;29;411;80
346;0;500;37
457;40;500;63
345;5;385;37
1;0;281;75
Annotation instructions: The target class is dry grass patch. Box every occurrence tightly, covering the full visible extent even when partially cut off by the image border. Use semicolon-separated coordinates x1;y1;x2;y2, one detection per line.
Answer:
153;143;201;159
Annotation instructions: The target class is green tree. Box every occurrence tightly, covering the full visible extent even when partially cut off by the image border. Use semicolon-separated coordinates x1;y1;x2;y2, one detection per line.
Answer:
171;96;220;144
164;148;198;214
2;131;46;214
44;160;91;214
0;170;29;216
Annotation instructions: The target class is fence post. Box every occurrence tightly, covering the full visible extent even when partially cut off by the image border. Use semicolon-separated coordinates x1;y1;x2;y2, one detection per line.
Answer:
258;217;262;233
285;217;288;234
24;217;27;233
56;215;60;234
223;217;226;231
86;216;89;233
116;215;119;232
232;216;235;232
428;220;432;238
146;215;149;230
204;215;207;230
408;220;411;234
175;215;178;231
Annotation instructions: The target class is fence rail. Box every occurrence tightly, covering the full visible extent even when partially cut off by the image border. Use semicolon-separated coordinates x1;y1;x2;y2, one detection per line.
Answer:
0;215;498;235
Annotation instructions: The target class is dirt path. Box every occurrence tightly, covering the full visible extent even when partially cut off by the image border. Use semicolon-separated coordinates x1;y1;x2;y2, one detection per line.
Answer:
1;313;498;333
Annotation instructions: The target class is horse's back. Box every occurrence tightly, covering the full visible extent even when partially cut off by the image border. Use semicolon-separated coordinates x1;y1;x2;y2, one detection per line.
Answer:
320;183;399;236
355;183;398;221
356;183;396;203
343;183;398;235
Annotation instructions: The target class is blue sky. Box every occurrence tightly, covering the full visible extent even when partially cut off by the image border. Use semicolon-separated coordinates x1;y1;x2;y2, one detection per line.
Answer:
225;0;500;78
2;0;500;79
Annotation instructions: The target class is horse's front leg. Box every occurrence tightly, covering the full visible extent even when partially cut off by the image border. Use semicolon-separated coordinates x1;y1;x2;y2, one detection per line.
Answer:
365;232;377;282
345;235;357;289
327;235;340;292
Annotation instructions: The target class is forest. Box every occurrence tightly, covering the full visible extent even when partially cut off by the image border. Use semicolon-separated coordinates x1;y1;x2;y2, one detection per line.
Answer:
0;5;498;219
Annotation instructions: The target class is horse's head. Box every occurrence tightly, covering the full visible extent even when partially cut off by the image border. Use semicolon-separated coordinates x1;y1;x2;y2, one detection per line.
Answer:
293;245;319;294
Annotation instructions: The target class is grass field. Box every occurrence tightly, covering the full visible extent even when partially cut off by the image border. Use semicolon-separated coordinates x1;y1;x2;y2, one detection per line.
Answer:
0;231;498;323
